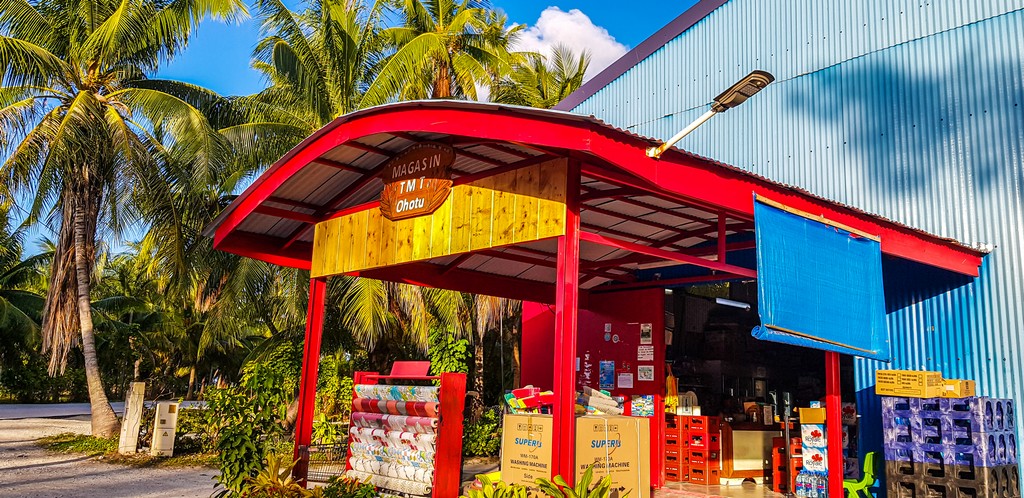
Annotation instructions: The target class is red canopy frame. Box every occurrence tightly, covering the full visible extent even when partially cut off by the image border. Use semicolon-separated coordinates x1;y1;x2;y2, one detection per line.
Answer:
206;101;984;494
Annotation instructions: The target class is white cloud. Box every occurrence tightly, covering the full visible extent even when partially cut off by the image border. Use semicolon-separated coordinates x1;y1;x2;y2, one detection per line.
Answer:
512;7;629;81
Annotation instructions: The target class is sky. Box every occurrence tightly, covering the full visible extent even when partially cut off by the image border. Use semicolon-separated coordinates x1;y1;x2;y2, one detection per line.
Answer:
157;1;700;96
19;1;700;252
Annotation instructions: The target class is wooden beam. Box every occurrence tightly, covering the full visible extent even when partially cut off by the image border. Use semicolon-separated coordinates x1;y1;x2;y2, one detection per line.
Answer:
312;158;364;172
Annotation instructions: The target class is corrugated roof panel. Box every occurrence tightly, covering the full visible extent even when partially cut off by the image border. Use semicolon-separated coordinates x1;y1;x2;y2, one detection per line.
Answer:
570;0;1024;451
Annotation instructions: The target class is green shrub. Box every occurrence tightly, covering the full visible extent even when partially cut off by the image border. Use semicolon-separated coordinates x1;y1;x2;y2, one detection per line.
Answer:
207;342;301;496
462;407;502;457
321;475;378;498
311;413;346;445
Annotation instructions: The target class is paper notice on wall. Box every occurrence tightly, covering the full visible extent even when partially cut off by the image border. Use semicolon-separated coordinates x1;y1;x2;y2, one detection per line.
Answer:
638;365;655;381
617;373;634;389
640;323;653;344
637;345;654;361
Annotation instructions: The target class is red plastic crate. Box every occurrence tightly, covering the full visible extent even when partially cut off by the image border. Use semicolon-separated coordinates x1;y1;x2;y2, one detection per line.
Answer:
688;432;721;450
665;450;686;466
688;449;720;466
690;467;721;485
686;416;720;433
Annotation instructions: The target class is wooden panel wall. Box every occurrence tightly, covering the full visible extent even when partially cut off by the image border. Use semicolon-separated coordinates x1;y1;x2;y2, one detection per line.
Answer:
311;158;567;278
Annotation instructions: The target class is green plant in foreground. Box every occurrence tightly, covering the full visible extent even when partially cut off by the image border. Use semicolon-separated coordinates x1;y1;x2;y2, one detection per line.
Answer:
240;453;312;498
322;475;378;498
460;474;529;498
536;465;630;498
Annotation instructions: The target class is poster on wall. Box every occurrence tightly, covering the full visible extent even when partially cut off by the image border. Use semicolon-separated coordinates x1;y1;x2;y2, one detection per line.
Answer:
631;395;655;416
640;323;653;344
599;361;615;389
638;365;655;381
617;372;634;389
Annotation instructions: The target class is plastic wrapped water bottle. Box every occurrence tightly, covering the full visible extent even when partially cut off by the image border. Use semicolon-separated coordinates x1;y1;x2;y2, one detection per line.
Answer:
816;473;828;497
794;472;806;497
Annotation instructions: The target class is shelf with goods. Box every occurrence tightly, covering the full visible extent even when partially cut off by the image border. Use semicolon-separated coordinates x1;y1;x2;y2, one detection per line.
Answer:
343;370;466;498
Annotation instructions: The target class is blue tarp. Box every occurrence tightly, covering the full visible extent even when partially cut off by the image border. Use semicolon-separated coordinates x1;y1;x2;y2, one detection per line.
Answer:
751;198;891;361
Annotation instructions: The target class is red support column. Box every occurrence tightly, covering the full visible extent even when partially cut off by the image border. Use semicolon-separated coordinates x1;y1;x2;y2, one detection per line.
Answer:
553;161;581;481
825;352;843;497
293;277;328;486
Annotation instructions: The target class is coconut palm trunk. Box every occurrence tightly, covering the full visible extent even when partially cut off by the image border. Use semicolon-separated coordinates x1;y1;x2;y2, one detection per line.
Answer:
73;203;120;438
472;338;485;421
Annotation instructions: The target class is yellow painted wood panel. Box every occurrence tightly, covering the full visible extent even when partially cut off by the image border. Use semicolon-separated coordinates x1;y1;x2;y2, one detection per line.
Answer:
449;184;473;254
364;210;382;269
512;166;539;244
347;210;368;271
429;200;452;258
468;186;494;251
311;158;568;277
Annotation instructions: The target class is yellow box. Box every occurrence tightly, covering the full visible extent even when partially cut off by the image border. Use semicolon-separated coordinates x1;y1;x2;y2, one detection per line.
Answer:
799;408;827;424
575;415;651;498
500;414;553;491
941;379;977;398
875;370;944;398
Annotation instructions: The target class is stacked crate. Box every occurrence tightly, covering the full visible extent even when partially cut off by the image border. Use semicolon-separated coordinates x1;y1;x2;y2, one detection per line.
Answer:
664;413;688;482
765;436;803;493
686;416;722;485
883;396;1020;497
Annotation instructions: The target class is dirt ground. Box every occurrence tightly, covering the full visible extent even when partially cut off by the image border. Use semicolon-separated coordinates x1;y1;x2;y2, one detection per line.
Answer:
0;416;217;498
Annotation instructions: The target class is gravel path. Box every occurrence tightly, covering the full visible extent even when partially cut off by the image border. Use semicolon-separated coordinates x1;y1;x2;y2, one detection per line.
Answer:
0;416;217;498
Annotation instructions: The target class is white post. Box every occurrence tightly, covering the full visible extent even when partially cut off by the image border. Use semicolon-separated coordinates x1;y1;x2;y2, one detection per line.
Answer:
118;382;146;455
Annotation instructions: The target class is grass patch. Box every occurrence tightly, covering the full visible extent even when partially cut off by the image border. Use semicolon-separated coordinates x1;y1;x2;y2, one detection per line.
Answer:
38;432;117;455
104;451;218;468
37;432;216;468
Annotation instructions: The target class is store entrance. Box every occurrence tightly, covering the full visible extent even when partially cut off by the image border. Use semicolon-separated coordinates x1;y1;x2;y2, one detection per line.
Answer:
664;281;856;496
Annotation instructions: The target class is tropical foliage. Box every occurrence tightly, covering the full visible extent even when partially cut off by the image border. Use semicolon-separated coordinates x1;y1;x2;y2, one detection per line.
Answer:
1;0;591;491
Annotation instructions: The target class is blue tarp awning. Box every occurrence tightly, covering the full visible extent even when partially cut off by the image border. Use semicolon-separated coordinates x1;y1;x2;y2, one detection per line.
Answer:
751;197;892;361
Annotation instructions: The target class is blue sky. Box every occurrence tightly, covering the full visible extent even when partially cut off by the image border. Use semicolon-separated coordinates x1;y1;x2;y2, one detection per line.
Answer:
20;1;699;251
157;1;700;96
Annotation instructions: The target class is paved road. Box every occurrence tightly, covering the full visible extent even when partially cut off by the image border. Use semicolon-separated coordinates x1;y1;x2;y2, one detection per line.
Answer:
0;402;205;420
0;417;216;498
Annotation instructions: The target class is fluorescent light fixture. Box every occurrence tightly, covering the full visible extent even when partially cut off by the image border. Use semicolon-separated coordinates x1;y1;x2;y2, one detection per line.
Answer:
715;297;751;310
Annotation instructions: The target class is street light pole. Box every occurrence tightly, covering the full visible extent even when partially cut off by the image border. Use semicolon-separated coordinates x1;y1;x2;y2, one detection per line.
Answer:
647;70;775;159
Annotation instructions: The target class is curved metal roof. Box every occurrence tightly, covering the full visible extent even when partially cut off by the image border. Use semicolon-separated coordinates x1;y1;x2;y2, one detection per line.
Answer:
206;100;983;295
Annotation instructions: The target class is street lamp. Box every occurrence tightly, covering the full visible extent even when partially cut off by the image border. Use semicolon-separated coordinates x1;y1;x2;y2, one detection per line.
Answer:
646;70;775;159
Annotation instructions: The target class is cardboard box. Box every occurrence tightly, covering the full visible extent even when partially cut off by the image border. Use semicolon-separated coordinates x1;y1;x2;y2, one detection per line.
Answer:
875;370;944;398
501;414;553;491
799;407;827;424
575;415;650;498
941;379;976;398
800;424;827;449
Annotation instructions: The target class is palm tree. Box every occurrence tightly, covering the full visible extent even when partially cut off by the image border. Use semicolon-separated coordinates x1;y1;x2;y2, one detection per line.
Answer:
0;208;46;371
490;44;590;108
362;0;521;105
0;0;245;437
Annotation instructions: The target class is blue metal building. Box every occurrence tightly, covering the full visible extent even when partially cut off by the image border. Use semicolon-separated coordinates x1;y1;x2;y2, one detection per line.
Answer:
557;0;1024;488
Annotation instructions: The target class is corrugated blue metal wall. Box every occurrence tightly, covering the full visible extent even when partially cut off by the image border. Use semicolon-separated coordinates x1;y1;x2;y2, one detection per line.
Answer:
570;0;1024;483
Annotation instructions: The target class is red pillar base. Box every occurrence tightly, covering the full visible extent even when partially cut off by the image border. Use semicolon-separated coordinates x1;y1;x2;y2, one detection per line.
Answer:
825;351;843;497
